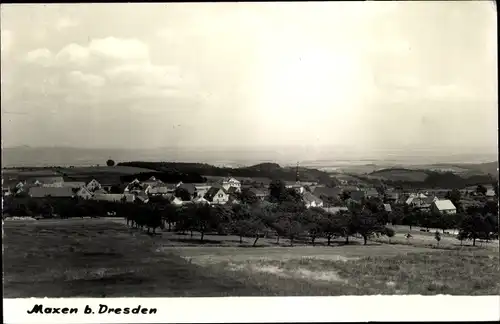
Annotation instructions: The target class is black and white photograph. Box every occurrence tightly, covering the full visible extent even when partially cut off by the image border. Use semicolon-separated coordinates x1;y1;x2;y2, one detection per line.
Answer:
2;1;498;303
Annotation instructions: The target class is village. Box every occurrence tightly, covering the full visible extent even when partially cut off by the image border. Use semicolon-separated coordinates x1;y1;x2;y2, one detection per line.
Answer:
2;166;497;227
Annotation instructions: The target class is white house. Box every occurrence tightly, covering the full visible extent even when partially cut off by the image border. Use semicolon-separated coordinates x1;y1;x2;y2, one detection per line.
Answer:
204;187;230;205
221;177;241;193
76;187;93;200
431;199;457;214
285;181;305;195
302;191;324;208
86;179;102;191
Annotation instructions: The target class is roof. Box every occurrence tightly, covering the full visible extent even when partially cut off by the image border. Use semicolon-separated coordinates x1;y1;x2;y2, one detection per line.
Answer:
383;204;392;212
432;199;456;211
93;188;108;195
177;183;196;195
227;187;239;194
248;188;267;196
350;191;366;202
93;193;135;202
302;191;323;205
27;176;64;185
313;186;341;198
148;186;174;194
222;177;240;183
365;189;379;197
62;182;86;189
204;187;227;201
323;206;349;214
29;186;74;198
193;197;209;204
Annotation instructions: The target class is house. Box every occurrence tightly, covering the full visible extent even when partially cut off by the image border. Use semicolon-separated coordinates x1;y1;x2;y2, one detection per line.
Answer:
193;196;210;204
93;188;108;195
312;186;342;199
485;189;495;197
285;181;305;194
364;188;380;199
194;184;212;198
221;177;241;193
76;187;93;200
176;182;197;197
204;187;230;205
349;191;366;203
86;179;102;191
323;206;349;214
141;176;164;188
248;187;268;201
61;182;86;189
29;186;75;198
171;197;184;206
302;191;324;208
134;191;150;203
384;191;399;202
28;176;65;187
93;193;135;203
147;184;176;197
431;199;457;214
383;204;392;213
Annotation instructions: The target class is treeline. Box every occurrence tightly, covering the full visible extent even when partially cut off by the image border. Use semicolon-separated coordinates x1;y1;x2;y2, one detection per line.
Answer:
120;171;207;184
117;161;331;183
378;171;496;189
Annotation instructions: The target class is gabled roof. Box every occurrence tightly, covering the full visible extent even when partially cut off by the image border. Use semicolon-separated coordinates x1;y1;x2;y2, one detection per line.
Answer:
383;204;392;212
432;199;456;211
29;186;74;198
313;186;342;198
248;187;267;196
204;186;228;201
302;191;323;205
93;188;108;195
177;183;196;195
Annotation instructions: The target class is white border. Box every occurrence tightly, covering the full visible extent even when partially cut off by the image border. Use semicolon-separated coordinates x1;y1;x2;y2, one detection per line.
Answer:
4;296;500;323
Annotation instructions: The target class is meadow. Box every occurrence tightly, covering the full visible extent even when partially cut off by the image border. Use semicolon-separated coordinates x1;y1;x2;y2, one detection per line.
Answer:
4;218;499;297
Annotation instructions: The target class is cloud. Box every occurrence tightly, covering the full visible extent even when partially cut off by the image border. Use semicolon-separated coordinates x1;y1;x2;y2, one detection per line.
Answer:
1;30;13;54
24;48;54;66
68;71;105;87
55;17;79;31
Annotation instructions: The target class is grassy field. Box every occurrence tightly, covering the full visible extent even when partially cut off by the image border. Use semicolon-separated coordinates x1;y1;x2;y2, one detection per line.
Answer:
4;218;499;297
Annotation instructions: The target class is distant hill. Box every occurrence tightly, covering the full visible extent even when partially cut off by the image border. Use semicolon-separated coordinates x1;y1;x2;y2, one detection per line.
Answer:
117;161;331;183
366;167;496;189
370;168;429;182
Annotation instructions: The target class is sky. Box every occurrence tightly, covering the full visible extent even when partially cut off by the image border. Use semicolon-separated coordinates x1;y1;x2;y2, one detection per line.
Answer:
1;2;498;157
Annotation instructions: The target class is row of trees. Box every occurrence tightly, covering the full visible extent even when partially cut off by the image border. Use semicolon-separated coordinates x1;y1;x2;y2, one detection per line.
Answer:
3;187;498;247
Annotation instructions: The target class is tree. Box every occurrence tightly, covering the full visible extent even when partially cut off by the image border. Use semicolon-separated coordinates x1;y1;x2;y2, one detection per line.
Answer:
494;182;499;197
239;188;259;205
351;210;385;245
476;185;487;196
269;180;286;202
445;189;462;212
175;187;192;201
384;227;395;243
458;213;492;247
321;212;344;246
301;208;326;246
434;231;441;247
106;159;115;167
